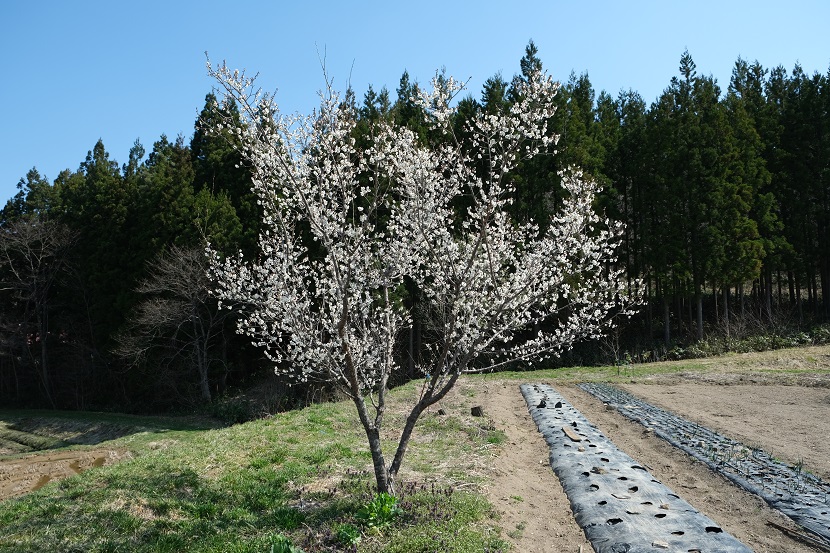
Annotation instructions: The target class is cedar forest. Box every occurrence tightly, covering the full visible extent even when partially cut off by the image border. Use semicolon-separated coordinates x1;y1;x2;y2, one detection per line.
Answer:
2;42;830;412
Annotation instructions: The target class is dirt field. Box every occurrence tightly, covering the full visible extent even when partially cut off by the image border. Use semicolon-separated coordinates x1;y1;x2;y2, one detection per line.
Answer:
0;448;130;501
480;347;830;553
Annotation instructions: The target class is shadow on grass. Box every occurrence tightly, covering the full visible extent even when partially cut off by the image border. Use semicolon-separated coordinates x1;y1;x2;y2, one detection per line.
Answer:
0;454;326;553
0;410;220;456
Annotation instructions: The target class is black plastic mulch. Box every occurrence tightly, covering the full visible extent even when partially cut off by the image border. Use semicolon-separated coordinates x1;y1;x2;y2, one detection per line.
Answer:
521;383;752;553
580;382;830;549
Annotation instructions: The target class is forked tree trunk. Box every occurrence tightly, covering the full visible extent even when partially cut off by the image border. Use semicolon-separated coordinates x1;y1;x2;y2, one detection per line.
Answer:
388;371;460;488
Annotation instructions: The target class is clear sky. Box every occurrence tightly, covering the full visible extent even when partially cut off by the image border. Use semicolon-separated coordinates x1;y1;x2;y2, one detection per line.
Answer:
2;0;829;205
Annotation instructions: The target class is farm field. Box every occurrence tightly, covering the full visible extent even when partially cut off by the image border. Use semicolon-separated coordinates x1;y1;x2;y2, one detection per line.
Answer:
2;346;830;551
482;345;830;552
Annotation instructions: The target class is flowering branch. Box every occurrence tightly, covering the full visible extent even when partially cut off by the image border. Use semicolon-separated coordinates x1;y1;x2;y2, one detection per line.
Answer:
206;59;639;493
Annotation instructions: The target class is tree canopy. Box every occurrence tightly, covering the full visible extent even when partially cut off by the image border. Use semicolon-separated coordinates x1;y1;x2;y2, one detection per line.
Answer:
2;43;830;411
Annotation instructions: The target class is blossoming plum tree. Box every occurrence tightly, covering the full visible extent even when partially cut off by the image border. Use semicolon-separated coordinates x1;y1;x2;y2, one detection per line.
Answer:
207;60;638;494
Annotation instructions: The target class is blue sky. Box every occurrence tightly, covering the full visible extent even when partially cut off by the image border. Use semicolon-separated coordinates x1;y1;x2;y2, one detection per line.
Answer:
2;1;829;205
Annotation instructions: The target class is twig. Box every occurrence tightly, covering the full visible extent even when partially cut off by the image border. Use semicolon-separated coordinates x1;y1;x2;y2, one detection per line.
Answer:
766;520;830;552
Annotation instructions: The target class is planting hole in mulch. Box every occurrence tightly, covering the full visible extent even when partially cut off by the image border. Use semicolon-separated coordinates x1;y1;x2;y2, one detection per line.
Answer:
521;383;752;553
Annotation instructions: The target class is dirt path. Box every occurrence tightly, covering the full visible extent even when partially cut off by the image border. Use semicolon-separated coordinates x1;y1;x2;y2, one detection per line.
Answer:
480;378;822;553
478;380;592;552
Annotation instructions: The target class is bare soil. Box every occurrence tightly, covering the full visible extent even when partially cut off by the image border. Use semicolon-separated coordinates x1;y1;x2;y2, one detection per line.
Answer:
479;380;593;551
479;347;830;552
0;448;130;501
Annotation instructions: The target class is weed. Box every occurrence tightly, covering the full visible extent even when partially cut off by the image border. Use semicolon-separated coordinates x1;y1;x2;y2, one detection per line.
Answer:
270;534;305;553
507;520;526;539
336;522;362;546
356;491;402;528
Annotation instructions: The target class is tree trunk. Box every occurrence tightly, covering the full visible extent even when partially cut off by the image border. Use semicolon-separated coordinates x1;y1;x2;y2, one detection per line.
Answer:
389;371;461;488
347;388;393;493
739;283;745;317
663;293;671;347
808;269;815;311
219;330;229;394
695;288;704;342
366;424;393;494
723;287;730;338
788;271;796;306
389;403;426;488
199;366;211;403
37;303;55;408
796;274;803;324
194;318;212;403
646;277;653;343
408;324;415;379
811;269;818;316
777;270;783;307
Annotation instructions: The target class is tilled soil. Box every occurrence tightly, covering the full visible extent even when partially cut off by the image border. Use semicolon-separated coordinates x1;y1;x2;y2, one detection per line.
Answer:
481;378;826;553
480;380;593;551
0;449;130;501
619;382;830;482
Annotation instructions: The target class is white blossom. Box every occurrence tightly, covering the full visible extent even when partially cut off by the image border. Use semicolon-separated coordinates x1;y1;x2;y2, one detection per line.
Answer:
205;59;640;493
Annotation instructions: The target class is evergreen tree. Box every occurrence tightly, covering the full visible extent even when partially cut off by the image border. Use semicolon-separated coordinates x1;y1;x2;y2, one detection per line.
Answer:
137;135;197;251
392;71;427;140
58;140;139;347
1;168;61;223
723;59;779;324
480;73;510;115
191;94;258;255
506;41;562;227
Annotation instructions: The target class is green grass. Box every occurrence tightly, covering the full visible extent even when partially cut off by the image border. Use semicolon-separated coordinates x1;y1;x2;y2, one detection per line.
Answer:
0;409;219;458
0;386;507;552
8;345;823;552
482;358;711;383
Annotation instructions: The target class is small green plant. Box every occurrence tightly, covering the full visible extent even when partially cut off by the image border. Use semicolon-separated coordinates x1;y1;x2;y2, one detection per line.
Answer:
356;492;402;529
336;522;362;546
793;457;804;476
507;520;527;539
270;533;305;553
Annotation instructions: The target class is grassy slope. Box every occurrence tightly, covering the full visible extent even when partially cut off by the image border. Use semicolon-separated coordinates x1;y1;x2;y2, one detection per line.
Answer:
0;411;218;457
0;381;506;553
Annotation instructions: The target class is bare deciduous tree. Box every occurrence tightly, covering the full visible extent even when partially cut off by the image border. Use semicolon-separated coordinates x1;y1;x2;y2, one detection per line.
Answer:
116;244;232;402
0;217;75;407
